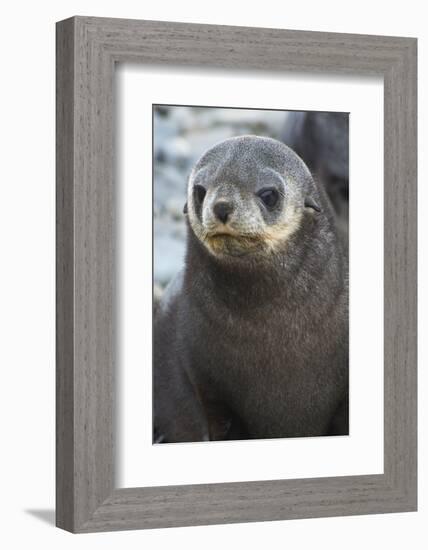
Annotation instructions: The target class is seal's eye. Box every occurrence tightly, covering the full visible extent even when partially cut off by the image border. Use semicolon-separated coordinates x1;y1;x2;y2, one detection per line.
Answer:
257;188;279;209
194;184;207;204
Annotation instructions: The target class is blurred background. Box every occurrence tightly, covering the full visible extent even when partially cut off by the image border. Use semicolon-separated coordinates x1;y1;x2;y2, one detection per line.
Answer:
153;105;349;292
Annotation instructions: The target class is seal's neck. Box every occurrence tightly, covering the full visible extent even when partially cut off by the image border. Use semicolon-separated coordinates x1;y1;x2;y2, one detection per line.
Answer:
185;227;303;308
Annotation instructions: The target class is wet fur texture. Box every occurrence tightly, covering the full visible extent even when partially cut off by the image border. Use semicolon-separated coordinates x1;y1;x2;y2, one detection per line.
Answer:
154;136;348;443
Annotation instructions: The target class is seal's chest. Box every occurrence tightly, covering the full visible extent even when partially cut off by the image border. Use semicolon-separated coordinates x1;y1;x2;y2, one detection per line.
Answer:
199;308;296;372
218;303;302;350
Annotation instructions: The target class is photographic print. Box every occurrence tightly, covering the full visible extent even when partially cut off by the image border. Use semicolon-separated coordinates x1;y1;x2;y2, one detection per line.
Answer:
153;105;349;444
56;18;417;531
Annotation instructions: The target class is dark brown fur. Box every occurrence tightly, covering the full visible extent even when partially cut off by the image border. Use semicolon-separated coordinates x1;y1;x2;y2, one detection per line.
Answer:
153;137;348;443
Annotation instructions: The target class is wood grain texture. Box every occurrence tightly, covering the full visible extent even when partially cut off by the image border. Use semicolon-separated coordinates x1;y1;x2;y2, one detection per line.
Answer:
56;16;417;533
56;18;75;532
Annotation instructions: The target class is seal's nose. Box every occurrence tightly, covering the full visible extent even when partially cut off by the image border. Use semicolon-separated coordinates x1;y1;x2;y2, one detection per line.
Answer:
213;201;234;224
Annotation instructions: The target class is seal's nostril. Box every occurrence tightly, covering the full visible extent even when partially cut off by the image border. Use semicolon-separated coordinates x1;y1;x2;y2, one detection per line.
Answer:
213;201;233;224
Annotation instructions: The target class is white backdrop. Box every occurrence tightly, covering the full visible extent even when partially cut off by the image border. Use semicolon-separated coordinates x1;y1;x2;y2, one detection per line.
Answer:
118;67;384;488
0;1;425;549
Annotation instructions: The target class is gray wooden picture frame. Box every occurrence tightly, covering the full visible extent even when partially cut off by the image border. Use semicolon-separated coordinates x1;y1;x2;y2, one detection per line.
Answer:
56;16;417;533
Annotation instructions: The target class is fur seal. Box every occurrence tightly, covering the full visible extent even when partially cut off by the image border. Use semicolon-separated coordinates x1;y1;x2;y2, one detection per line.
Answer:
282;112;349;239
153;135;348;443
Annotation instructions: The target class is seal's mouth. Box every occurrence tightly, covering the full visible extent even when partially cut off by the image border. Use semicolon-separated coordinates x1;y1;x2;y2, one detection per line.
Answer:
204;231;265;256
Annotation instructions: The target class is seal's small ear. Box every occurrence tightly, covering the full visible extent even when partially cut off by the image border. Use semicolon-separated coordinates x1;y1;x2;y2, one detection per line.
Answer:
183;202;188;215
304;196;321;212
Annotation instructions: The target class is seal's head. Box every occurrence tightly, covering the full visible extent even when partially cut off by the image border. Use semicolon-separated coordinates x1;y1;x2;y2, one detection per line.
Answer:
185;135;321;259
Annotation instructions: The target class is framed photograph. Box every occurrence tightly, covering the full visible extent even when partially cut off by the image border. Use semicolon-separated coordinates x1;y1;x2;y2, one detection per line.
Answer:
56;16;417;532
